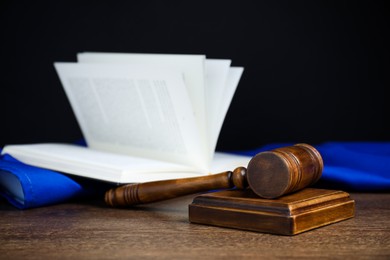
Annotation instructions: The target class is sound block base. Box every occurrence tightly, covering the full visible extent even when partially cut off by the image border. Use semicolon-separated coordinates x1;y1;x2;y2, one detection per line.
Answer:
189;188;355;235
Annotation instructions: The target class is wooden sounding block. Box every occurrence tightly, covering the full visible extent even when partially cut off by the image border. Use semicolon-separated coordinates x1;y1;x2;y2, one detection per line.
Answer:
189;188;355;235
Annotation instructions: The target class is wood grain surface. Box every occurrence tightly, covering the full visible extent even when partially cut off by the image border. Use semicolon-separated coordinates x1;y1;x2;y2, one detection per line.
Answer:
0;192;389;259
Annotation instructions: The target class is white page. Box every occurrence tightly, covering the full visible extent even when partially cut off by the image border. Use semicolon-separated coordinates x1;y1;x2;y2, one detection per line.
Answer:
54;62;208;171
209;152;251;174
77;52;210;163
210;67;244;153
204;59;231;155
1;144;203;183
1;144;251;183
219;67;244;122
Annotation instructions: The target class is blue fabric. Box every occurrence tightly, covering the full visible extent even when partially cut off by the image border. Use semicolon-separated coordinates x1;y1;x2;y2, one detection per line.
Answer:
0;153;112;209
316;142;390;191
238;142;390;192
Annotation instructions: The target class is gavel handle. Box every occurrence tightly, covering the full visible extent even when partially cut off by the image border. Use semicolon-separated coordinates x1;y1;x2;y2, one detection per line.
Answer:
105;167;247;207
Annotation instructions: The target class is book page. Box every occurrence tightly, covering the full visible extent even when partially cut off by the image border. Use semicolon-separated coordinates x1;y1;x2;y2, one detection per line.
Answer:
209;152;251;174
210;67;244;153
1;144;252;183
204;59;231;155
54;62;208;170
77;52;210;163
1;144;206;183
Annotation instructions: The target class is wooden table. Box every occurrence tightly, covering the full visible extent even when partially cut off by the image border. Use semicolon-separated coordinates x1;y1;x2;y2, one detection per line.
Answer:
0;192;389;259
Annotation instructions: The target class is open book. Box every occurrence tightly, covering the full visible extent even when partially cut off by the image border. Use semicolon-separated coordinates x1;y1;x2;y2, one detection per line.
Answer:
2;52;251;183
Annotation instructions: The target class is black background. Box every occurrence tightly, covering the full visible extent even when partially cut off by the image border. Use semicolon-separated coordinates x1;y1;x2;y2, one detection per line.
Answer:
1;1;388;151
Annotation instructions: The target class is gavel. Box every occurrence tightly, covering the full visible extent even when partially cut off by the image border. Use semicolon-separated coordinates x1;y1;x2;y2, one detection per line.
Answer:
105;143;323;207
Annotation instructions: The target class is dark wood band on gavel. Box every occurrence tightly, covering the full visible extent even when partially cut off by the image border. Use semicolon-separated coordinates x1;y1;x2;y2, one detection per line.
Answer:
105;143;323;207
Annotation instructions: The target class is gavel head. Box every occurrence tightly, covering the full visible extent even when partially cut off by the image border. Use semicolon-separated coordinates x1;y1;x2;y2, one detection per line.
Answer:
246;143;323;199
